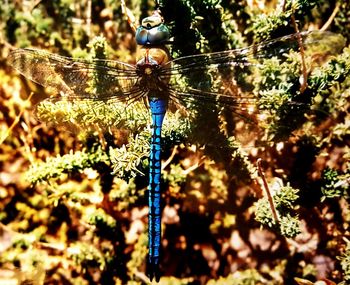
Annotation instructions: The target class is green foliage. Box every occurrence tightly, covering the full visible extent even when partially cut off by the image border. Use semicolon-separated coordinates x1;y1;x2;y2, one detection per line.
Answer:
251;0;320;41
160;0;245;58
321;165;350;200
206;269;269;285
36;99;149;134
339;240;350;284
26;148;108;183
109;134;150;179
87;36;109;95
255;184;301;238
163;164;188;189
84;208;117;236
279;214;301;237
309;47;350;93
68;242;107;270
1;0;350;284
334;2;350;39
251;12;292;42
109;179;141;210
126;232;148;278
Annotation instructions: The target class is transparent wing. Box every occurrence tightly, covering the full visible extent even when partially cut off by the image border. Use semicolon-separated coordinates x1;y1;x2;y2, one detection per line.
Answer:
162;31;345;144
162;31;343;77
163;31;344;108
8;48;142;103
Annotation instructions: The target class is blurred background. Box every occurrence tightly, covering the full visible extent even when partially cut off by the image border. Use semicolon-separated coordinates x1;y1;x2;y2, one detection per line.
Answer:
0;0;349;284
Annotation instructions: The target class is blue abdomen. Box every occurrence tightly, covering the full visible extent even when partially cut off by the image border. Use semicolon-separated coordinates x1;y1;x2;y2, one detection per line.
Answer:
147;97;167;281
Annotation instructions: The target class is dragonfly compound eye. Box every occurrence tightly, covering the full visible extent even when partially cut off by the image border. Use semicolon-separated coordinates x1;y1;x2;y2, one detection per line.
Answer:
136;24;170;45
136;11;170;46
148;25;170;44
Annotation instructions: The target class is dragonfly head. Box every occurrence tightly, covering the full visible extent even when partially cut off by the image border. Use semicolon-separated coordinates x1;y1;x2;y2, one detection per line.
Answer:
136;10;170;46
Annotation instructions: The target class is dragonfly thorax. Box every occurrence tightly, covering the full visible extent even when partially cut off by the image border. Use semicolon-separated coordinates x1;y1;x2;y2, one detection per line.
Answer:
136;62;160;75
136;63;167;93
136;46;171;95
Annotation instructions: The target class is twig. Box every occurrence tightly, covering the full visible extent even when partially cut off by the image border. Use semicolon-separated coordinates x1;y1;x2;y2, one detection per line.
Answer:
291;14;308;93
334;177;350;188
162;144;206;175
121;0;137;32
257;159;279;224
132;270;152;283
279;0;287;12
31;0;43;10
183;155;206;175
86;0;92;38
0;93;34;144
155;0;160;9
2;40;16;50
320;2;340;31
162;145;178;170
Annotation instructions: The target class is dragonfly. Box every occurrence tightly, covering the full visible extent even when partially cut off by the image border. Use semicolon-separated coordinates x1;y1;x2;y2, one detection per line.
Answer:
8;5;344;282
